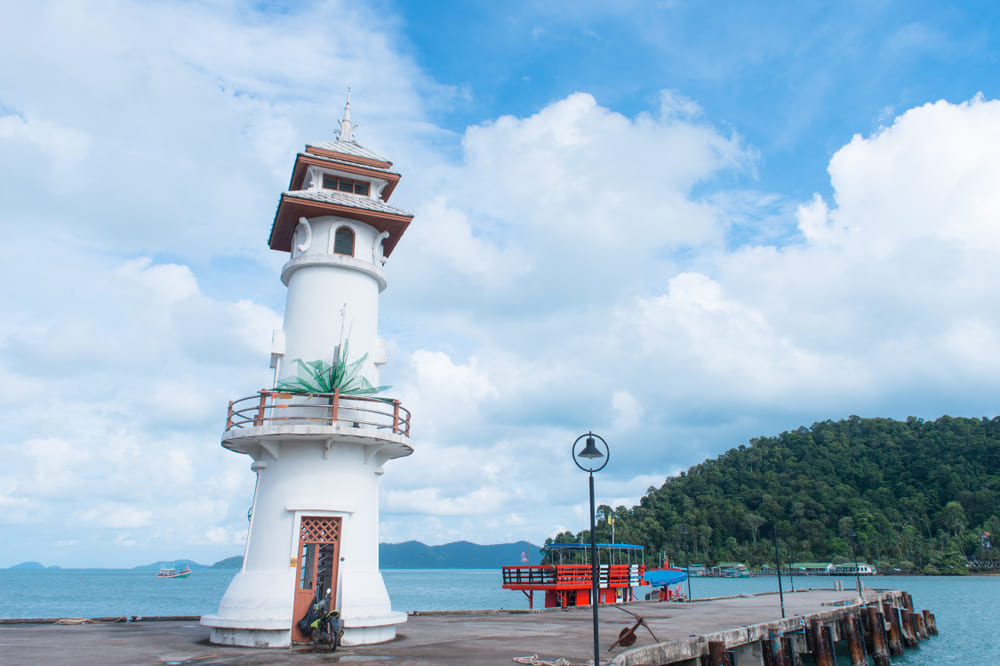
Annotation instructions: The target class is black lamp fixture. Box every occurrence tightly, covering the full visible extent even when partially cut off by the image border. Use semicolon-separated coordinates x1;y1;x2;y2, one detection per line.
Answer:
577;434;604;459
572;431;609;666
848;529;863;600
680;525;691;601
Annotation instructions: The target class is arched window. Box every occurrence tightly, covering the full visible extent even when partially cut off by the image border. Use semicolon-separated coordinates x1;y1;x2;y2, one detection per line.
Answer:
333;226;355;256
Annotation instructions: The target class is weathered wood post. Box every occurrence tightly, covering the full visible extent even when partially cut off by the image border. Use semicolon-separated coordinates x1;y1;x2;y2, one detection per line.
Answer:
899;607;919;648
923;609;939;635
844;612;868;666
809;619;835;666
707;640;729;665
782;633;799;666
864;606;890;666
762;638;775;666
914;610;929;639
883;602;904;656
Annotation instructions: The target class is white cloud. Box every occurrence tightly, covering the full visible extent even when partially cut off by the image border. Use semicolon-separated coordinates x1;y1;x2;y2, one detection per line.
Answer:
611;391;643;431
0;113;90;168
76;503;154;529
3;0;1000;569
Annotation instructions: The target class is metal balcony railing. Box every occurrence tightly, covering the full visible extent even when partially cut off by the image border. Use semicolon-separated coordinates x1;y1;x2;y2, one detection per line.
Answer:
225;390;411;437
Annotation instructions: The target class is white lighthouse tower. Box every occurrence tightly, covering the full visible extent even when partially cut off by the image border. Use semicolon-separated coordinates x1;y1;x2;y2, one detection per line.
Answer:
202;98;414;648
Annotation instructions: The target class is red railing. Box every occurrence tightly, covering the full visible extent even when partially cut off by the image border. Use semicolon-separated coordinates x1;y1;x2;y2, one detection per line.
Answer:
502;564;642;590
226;389;411;437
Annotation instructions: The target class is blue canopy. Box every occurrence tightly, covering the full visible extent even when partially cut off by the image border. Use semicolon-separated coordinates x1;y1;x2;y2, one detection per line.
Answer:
644;569;687;587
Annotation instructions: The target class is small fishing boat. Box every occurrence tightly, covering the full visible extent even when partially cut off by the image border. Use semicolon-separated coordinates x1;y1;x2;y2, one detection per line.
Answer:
502;543;645;609
157;565;191;578
643;558;687;601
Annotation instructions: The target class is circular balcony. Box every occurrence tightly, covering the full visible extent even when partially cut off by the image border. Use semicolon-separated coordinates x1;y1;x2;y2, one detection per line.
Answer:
222;390;412;459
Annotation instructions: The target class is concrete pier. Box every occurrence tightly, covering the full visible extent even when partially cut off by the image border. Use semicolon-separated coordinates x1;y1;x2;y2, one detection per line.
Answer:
0;587;928;665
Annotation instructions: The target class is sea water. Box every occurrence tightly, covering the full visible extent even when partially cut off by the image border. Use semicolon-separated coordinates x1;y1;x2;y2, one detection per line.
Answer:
0;570;995;664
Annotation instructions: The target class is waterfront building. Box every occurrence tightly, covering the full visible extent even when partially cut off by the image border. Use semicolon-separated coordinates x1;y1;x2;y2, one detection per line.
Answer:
830;562;878;575
790;562;835;574
202;96;414;648
709;562;749;577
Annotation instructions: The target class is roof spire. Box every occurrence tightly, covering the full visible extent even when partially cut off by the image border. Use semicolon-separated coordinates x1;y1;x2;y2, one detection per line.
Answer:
337;87;357;142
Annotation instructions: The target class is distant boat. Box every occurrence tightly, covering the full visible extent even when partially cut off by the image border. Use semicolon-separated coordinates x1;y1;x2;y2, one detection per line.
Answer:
157;565;191;578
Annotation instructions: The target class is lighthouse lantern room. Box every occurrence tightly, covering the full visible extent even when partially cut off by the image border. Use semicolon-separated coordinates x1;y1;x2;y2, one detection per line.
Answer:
202;96;414;648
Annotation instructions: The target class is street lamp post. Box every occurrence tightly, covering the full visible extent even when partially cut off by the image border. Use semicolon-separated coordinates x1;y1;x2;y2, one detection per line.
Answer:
681;525;692;601
573;432;609;666
848;530;863;600
772;524;785;618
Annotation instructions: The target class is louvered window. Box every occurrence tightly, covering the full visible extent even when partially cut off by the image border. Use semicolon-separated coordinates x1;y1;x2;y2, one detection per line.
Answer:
334;226;355;256
322;174;371;196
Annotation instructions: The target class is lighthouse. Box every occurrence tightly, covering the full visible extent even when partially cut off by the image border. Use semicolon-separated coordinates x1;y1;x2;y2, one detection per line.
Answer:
202;97;414;648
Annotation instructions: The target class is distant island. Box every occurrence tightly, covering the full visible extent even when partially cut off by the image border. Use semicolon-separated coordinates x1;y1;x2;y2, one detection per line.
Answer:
8;561;62;570
5;543;540;570
210;556;244;569
194;541;542;571
380;540;540;569
196;541;542;571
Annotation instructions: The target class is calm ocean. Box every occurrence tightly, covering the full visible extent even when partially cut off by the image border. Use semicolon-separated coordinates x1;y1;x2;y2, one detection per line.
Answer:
0;570;994;664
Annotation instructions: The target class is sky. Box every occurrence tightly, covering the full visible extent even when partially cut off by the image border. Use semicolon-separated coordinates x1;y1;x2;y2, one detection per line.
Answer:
2;0;1000;568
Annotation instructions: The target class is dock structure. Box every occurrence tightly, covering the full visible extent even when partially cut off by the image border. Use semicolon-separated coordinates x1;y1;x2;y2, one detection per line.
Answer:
0;587;936;665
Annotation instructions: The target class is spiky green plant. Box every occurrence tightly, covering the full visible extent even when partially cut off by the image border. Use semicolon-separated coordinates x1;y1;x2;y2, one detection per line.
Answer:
276;341;389;396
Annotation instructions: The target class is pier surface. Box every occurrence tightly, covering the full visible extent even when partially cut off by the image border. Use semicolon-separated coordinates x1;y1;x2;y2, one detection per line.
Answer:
0;588;888;665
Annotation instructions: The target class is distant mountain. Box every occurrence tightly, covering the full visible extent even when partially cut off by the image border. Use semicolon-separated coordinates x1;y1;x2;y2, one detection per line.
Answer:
8;561;61;570
379;540;541;569
211;556;243;569
132;559;208;571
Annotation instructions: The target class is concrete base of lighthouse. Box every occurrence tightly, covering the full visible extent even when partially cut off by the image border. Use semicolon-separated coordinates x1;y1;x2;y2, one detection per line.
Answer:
201;565;407;648
201;569;405;648
202;426;412;648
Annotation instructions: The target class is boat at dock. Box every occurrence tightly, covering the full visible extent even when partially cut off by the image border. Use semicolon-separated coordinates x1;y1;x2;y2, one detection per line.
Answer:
502;543;646;609
156;565;191;579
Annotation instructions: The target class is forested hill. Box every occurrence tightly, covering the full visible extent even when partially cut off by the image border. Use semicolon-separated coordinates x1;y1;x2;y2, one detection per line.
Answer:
551;416;1000;574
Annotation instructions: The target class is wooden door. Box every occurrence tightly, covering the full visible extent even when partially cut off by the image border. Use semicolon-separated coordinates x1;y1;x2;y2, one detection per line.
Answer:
291;516;341;642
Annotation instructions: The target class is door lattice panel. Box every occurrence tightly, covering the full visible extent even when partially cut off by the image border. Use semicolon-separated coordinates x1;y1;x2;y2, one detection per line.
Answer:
300;517;340;544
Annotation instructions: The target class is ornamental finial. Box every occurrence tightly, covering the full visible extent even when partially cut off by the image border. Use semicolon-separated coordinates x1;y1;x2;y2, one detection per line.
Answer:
337;87;358;142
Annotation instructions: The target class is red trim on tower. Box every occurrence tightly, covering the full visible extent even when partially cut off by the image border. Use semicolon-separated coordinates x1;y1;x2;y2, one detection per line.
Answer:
287;153;401;201
269;194;412;257
305;145;392;169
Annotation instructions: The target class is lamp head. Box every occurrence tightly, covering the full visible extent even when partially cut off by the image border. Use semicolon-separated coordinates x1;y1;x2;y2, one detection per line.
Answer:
578;435;604;459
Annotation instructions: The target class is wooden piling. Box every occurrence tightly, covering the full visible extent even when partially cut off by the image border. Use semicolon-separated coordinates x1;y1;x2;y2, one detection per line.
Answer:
883;602;904;656
782;633;798;666
899;608;919;648
762;639;775;666
864;606;890;666
764;630;786;666
707;640;728;665
923;609;939;635
861;606;875;655
844;612;867;666
914;610;929;640
808;619;835;666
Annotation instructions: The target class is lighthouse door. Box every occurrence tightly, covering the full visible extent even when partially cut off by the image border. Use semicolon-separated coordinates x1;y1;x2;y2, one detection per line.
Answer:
292;516;342;642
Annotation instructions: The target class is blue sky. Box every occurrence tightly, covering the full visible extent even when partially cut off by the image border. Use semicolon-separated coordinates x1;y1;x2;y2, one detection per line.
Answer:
399;1;1000;196
2;0;1000;568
